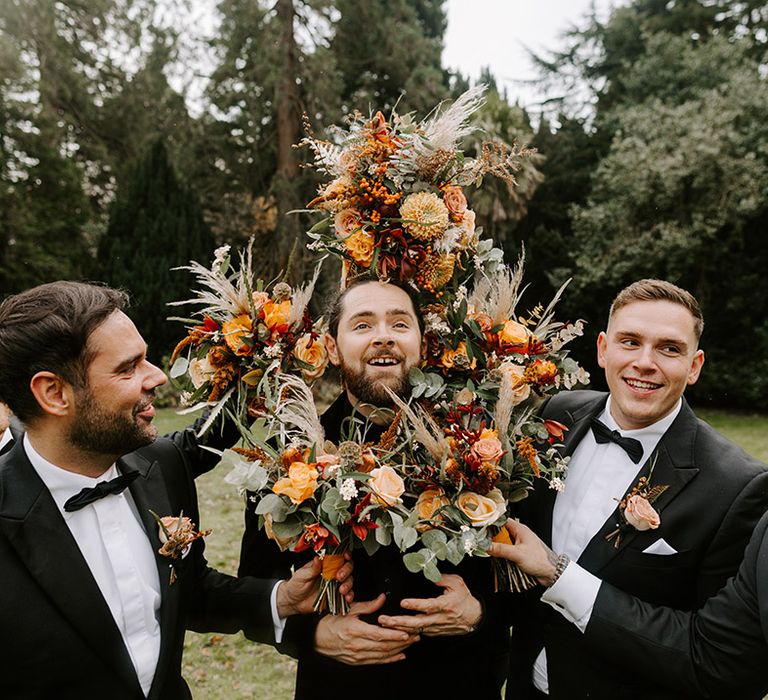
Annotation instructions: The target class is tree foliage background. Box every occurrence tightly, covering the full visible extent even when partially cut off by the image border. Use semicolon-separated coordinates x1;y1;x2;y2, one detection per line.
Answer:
1;0;766;405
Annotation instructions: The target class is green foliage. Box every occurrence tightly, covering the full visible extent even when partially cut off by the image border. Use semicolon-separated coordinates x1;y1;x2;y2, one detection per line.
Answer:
96;140;215;363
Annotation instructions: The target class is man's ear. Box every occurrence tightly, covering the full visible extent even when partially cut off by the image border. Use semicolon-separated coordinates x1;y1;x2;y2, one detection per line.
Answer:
596;331;608;368
28;372;74;417
324;333;341;367
687;349;705;386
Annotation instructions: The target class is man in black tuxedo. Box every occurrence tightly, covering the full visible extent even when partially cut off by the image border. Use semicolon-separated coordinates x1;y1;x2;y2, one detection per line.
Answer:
500;279;768;700
238;278;508;699
0;281;334;700
491;510;768;700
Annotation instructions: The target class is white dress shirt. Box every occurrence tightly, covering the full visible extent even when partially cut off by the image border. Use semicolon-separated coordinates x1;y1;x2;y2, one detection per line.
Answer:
25;435;162;697
0;428;12;453
532;398;682;693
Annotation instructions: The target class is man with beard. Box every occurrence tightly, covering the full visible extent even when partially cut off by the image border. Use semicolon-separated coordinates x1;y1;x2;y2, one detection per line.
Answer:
238;278;509;700
0;281;348;700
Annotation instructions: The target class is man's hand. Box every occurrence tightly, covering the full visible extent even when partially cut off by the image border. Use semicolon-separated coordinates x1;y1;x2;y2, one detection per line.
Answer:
276;554;354;618
488;519;559;587
377;574;482;636
315;594;419;665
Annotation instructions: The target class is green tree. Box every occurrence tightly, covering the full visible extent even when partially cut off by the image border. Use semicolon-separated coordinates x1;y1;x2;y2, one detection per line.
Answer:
96;140;215;362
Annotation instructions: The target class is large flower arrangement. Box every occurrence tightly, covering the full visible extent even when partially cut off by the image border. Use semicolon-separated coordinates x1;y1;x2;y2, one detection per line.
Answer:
223;87;589;605
169;242;328;435
301;85;531;297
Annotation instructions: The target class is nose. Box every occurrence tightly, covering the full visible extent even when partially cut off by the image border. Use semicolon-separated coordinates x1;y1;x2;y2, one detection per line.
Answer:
143;360;168;390
633;345;656;372
372;323;395;347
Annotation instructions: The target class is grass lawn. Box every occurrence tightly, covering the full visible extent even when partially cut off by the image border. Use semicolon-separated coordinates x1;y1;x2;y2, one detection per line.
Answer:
157;406;768;700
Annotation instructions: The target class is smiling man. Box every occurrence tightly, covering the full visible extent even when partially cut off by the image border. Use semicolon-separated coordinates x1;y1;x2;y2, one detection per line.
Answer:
238;277;509;699
0;281;336;700
504;278;768;700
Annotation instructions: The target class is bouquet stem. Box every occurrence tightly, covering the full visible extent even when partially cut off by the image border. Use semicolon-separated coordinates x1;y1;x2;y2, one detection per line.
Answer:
314;551;349;615
491;527;537;593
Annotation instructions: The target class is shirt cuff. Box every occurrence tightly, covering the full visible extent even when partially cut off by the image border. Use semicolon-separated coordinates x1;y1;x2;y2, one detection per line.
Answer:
540;561;601;632
270;580;288;643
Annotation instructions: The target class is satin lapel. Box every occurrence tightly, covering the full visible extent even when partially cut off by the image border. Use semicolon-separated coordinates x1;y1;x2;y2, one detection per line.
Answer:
577;400;700;574
0;444;141;694
120;452;180;697
532;395;608;545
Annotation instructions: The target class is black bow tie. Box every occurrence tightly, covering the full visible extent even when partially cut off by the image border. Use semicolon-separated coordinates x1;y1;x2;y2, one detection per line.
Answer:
64;471;139;512
590;418;644;464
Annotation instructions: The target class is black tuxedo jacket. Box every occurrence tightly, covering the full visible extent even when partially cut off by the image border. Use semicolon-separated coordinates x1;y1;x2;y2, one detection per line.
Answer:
238;394;509;700
0;422;275;700
584;510;768;700
0;416;23;456
507;390;768;700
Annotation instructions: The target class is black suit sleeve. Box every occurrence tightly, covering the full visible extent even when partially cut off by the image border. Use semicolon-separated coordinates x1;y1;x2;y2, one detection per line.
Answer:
585;513;768;700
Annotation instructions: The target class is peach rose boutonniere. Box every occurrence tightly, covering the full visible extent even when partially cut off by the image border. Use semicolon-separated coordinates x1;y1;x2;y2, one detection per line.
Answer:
151;511;211;584
606;461;669;548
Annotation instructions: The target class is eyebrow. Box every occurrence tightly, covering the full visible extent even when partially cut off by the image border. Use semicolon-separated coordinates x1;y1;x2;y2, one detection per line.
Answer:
617;330;689;352
347;309;415;323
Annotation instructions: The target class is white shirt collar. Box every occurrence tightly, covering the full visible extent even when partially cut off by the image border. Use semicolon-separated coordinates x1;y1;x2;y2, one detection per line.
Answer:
24;434;118;515
601;396;682;455
0;428;12;453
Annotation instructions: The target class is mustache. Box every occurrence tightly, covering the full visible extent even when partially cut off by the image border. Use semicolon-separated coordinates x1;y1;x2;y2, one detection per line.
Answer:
133;393;156;414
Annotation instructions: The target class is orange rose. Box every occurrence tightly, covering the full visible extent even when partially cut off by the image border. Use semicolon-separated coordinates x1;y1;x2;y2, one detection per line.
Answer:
222;314;254;356
272;461;319;504
334;208;362;238
497;320;531;350
440;341;477;371
369;465;405;507
262;299;292;332
443;185;468;219
457;489;506;527
624;495;661;531
498;362;531;405
470;428;504;464
293;333;328;380
344;229;375;267
415;488;450;531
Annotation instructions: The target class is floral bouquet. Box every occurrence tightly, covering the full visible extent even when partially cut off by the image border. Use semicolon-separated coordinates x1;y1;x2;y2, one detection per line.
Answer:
168;242;328;435
300;84;531;296
222;375;417;614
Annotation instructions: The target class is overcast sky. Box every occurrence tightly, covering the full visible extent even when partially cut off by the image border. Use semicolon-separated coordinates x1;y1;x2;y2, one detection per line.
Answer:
443;0;618;110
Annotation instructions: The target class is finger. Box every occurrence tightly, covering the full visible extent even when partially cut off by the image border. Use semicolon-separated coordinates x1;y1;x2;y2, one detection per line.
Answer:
378;614;436;633
348;593;388;617
398;597;443;613
298;557;323;578
488;541;517;560
505;518;526;542
335;562;354;583
347;618;416;643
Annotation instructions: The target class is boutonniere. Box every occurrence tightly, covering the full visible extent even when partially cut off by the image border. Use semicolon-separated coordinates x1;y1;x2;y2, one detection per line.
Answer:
150;510;211;584
606;457;669;549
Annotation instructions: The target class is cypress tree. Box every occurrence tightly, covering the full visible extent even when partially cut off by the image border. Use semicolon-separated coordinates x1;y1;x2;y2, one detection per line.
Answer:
96;139;214;363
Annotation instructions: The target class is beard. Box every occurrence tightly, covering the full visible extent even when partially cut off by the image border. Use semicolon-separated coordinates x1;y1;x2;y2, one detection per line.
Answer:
339;353;411;408
69;389;157;456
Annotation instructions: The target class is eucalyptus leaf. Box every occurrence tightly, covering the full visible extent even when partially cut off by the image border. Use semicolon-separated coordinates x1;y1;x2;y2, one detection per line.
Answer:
169;356;189;379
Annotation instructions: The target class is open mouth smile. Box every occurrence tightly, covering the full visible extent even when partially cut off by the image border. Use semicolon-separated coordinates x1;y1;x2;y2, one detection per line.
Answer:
624;378;662;391
367;355;401;368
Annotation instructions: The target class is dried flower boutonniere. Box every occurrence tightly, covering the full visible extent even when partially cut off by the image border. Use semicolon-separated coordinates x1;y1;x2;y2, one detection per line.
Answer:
150;510;211;584
606;459;669;549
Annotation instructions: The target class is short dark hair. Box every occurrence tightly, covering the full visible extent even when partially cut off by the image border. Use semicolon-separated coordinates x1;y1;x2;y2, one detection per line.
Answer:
326;276;425;339
0;281;129;422
609;279;704;342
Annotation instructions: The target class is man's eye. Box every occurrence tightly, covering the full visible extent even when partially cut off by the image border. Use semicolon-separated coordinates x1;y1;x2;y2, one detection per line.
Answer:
393;322;409;329
621;339;639;347
662;345;681;354
353;323;370;331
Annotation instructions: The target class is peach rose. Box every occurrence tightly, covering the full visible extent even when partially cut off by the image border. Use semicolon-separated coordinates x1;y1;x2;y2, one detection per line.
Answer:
293;333;328;380
272;461;319;504
344;229;375;267
334;208;362;238
470;428;504;464
369;465;405;507
498;362;531;405
262;299;292;332
440;341;477;371
457;488;506;528
498;320;530;348
158;515;194;543
222;314;254;356
188;356;215;388
252;291;270;308
624;495;661;531
470;311;494;332
415;488;451;531
443;185;468;218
